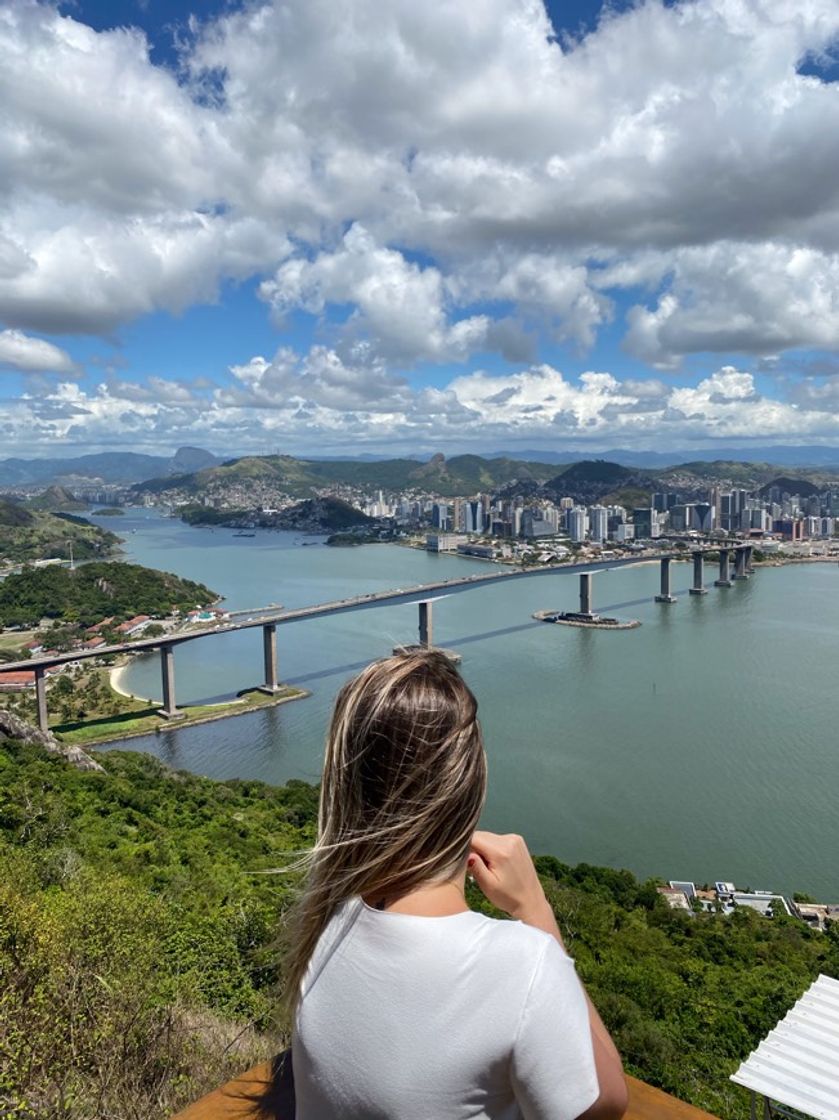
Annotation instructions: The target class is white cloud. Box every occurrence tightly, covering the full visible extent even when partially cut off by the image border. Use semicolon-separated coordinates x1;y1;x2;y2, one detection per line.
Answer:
2;0;839;369
8;355;839;459
625;244;839;369
224;344;412;412
0;328;78;375
259;224;497;364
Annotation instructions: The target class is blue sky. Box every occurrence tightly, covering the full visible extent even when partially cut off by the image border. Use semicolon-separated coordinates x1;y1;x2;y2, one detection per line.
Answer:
2;0;839;459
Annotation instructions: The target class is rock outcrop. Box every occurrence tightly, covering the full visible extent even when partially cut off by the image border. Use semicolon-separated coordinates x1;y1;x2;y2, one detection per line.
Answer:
0;710;104;772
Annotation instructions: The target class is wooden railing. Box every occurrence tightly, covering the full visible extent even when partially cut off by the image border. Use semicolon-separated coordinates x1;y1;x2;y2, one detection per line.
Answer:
172;1058;718;1120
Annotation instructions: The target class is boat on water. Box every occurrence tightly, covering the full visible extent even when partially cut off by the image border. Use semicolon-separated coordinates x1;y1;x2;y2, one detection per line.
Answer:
233;531;256;538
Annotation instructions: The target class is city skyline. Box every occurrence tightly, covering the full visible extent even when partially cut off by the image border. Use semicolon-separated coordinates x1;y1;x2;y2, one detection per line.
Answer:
3;0;839;457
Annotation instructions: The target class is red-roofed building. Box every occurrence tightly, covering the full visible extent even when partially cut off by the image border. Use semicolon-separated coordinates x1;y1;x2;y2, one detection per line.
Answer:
115;615;151;636
0;670;37;690
85;617;115;634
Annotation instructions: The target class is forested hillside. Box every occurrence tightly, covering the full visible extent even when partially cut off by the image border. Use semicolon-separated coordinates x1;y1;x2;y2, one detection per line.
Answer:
0;562;216;628
0;737;836;1119
133;452;558;500
0;501;119;565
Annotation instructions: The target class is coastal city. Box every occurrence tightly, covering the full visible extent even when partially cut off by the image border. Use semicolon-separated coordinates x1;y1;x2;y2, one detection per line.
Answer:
2;453;839;941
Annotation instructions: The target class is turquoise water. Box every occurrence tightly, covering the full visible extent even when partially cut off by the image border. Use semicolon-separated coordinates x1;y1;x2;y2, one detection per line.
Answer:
105;509;839;899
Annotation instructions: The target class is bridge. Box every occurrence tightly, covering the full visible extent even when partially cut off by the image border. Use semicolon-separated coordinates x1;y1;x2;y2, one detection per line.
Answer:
1;542;755;733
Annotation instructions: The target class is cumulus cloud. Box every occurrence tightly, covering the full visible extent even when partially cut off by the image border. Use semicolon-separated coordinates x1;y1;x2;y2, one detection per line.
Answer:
223;344;412;411
9;355;839;458
0;328;78;375
7;0;839;465
624;244;839;368
259;225;496;364
3;0;839;367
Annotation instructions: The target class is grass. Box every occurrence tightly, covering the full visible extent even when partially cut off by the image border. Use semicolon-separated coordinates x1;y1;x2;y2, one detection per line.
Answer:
52;685;308;746
0;629;36;653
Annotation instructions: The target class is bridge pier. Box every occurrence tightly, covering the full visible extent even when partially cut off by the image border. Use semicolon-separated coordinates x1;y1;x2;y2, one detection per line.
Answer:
158;643;182;719
733;547;749;580
579;572;595;618
258;623;281;694
745;544;755;573
34;665;48;733
418;600;433;649
689;551;707;595
715;548;732;588
655;556;677;603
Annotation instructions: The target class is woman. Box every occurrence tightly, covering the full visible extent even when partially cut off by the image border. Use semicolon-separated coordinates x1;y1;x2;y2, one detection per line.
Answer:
287;649;628;1120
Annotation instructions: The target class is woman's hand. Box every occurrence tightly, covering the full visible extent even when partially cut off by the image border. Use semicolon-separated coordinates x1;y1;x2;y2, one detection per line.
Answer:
468;831;552;926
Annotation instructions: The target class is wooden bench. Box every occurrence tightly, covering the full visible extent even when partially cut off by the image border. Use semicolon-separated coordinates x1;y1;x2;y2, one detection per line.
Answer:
173;1058;718;1120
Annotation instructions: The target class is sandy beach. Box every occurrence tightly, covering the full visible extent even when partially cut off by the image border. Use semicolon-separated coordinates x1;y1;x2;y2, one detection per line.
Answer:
109;662;150;702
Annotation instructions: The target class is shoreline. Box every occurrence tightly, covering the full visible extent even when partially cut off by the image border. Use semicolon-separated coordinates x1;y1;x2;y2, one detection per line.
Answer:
84;687;309;749
109;661;136;700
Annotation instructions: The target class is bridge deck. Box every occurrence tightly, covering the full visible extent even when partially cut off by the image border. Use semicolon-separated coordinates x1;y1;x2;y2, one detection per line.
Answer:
0;552;693;675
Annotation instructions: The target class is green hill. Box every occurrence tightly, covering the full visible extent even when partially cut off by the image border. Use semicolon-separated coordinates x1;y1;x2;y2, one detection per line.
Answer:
0;561;217;629
544;460;652;503
0;735;835;1119
180;496;374;531
758;475;822;498
0;497;34;528
26;485;87;512
0;504;120;566
133;452;557;501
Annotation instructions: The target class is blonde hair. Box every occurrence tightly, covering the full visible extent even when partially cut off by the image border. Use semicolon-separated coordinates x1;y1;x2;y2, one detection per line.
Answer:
284;648;487;1010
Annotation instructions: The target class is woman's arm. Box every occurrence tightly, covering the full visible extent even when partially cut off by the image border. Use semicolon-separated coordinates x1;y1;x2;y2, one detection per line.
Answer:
469;832;628;1120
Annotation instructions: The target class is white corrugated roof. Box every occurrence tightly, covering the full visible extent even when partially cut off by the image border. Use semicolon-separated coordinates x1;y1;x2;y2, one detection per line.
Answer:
730;973;839;1120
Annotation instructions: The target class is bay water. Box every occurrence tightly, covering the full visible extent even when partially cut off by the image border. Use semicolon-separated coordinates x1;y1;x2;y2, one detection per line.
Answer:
104;508;839;899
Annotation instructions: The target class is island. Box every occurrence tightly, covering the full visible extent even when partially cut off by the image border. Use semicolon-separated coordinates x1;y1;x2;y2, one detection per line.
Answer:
179;495;374;533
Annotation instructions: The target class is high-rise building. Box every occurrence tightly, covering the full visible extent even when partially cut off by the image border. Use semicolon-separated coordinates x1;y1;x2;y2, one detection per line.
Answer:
567;507;587;543
633;507;659;539
465;499;484;534
432;502;450;530
589;505;608;542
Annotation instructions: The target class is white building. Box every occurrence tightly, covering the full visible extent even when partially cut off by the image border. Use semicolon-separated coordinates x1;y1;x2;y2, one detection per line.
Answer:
567;507;587;543
589;505;608;543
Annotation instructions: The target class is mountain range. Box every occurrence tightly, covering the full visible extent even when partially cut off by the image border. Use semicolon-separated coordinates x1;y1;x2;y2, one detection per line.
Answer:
5;445;839;499
0;447;218;488
131;452;839;506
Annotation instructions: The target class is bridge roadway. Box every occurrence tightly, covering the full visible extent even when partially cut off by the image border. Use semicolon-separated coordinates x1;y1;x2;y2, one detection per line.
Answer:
1;541;753;730
1;542;754;677
1;552;672;675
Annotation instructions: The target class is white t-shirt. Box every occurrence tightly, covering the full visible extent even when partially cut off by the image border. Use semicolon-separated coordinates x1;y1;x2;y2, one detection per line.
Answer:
293;899;599;1120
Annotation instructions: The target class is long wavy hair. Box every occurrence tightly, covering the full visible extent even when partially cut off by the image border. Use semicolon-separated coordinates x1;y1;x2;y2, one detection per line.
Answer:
284;648;487;1011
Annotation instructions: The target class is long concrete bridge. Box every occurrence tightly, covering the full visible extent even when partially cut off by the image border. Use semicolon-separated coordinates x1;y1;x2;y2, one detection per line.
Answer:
1;542;755;732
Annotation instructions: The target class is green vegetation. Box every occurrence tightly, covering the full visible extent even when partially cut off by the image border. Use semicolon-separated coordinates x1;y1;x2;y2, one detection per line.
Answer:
601;486;652;509
181;496;374;532
757;475;822;498
552;459;638;485
0;734;836;1119
0;663;306;746
0;738;316;1118
179;505;251;526
0;561;217;629
54;684;306;746
134;452;558;501
326;530;382;546
25;485;87;512
0;500;119;566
